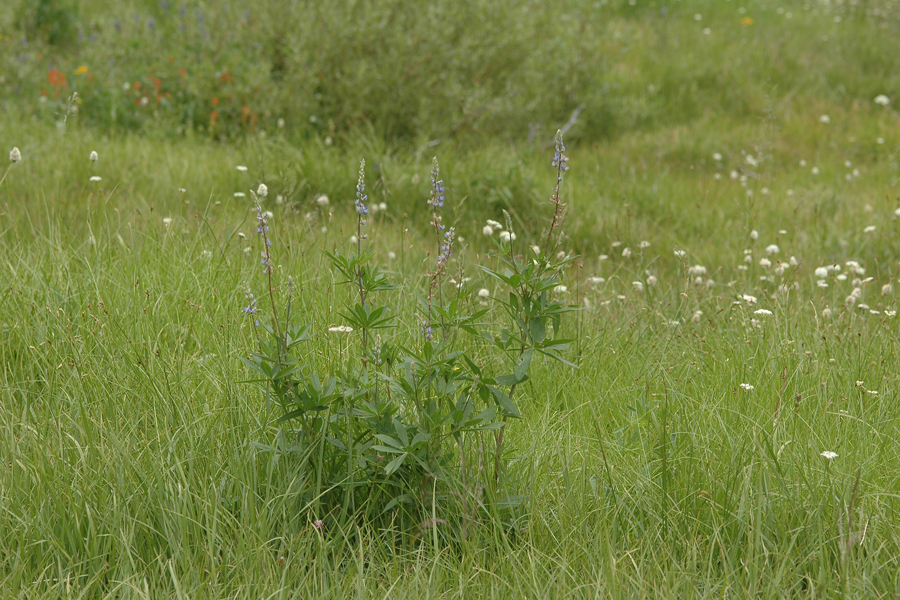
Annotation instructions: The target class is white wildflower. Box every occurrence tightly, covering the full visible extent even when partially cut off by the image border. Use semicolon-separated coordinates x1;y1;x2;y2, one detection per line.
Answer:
874;94;891;106
162;217;173;226
754;309;773;315
822;307;832;319
815;267;828;278
89;150;98;162
712;152;723;162
256;183;268;198
740;383;754;391
647;275;657;287
811;167;820;175
759;258;772;268
486;219;503;230
387;251;397;260
820;451;838;460
692;310;703;323
864;225;876;233
639;240;651;249
328;326;354;333
9;147;21;163
765;244;780;255
477;288;490;299
632;281;644;292
234;192;246;198
750;229;759;241
622;247;632;258
316;194;329;206
90;176;102;182
236;165;248;172
482;225;494;236
819;114;831;124
882;284;892;296
554;285;568;294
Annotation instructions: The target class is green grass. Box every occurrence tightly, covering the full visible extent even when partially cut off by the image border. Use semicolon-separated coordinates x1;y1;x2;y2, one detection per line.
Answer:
3;0;900;598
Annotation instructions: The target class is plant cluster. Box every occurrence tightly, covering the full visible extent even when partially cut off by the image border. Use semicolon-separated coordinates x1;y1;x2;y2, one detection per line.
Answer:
240;133;576;533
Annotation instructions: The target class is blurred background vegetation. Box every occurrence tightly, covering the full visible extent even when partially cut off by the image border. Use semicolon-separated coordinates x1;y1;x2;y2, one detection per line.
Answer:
1;0;898;146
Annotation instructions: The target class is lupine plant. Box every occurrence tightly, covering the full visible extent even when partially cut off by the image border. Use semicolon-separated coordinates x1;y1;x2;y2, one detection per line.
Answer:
241;133;576;533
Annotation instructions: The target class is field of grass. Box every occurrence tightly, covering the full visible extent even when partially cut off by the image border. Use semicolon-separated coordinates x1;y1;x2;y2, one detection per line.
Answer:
3;0;900;598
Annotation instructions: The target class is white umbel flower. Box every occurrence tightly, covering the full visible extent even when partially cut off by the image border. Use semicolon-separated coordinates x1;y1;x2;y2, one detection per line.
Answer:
820;451;838;460
874;95;891;106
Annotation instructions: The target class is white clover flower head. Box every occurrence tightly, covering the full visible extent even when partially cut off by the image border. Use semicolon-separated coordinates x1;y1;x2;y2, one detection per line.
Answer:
750;229;759;241
379;202;387;211
632;281;644;292
482;225;494;237
316;194;329;206
89;150;98;162
874;94;891;106
9;147;22;163
499;231;512;242
236;165;248;172
350;235;358;244
712;152;723;162
554;285;568;294
820;451;838;460
789;256;798;267
819;114;831;124
740;383;754;391
486;219;503;230
877;137;885;145
256;183;268;198
730;170;739;180
846;295;856;307
814;267;828;279
687;265;707;277
478;288;490;299
90;176;102;182
387;251;397;260
692;310;703;323
531;245;541;255
811;167;820;175
622;247;632;258
745;154;758;167
647;275;657;287
882;284;893;296
822;307;832;319
759;258;772;268
328;326;354;333
765;244;780;255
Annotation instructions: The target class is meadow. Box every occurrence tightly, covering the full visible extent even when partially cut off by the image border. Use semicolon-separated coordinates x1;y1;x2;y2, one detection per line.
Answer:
2;0;900;597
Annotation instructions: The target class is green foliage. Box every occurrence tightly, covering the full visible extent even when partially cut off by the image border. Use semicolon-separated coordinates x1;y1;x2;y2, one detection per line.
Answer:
15;0;77;46
243;153;576;530
1;0;897;143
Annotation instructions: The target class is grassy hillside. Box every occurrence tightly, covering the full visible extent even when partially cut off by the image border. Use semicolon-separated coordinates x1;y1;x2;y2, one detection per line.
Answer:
2;0;900;598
